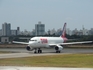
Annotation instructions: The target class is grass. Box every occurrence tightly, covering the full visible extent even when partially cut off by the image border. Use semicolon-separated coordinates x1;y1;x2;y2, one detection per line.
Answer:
0;54;93;67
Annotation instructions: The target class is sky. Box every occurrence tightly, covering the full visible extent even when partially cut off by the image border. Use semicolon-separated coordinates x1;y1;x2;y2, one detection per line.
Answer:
0;0;93;31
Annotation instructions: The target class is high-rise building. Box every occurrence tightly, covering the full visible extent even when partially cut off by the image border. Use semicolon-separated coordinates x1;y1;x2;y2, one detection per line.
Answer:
0;29;2;36
11;30;17;36
35;21;45;36
11;27;20;36
17;27;20;35
2;22;11;36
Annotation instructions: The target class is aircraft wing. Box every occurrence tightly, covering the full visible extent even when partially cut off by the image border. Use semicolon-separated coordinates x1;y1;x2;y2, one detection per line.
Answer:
49;41;93;46
12;41;29;44
61;41;93;45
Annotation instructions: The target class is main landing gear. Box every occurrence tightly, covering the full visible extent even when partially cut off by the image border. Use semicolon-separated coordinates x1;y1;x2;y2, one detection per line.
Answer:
56;50;61;53
34;48;42;53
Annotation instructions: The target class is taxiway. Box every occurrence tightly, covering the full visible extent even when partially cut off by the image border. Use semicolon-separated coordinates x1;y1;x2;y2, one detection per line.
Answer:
0;48;93;59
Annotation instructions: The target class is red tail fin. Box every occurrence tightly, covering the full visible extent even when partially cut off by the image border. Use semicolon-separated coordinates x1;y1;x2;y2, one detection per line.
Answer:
61;23;66;38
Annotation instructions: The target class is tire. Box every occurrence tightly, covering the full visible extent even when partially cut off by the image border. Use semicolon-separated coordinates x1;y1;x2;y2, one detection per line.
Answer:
56;51;60;53
40;50;42;53
58;51;60;53
38;50;40;53
34;51;37;53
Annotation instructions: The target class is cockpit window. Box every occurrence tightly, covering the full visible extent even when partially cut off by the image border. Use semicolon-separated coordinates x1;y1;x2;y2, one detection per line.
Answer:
30;40;37;41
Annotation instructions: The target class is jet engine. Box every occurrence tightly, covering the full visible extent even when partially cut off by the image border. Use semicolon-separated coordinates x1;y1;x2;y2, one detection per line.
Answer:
55;45;63;53
26;46;34;51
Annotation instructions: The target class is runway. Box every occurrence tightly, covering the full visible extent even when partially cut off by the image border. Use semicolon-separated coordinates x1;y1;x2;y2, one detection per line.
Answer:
0;47;93;53
0;48;93;59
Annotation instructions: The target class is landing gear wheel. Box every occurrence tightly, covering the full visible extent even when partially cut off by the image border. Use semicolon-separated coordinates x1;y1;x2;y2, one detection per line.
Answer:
38;49;42;53
34;48;42;53
56;50;61;53
58;51;60;53
38;50;40;53
34;48;37;53
34;51;37;53
40;50;42;53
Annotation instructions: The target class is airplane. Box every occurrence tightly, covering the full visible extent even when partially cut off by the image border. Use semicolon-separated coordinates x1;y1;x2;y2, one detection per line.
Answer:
13;23;93;53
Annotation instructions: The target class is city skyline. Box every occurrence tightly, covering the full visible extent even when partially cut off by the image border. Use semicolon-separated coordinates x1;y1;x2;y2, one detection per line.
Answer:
0;0;93;31
0;22;93;36
0;22;20;36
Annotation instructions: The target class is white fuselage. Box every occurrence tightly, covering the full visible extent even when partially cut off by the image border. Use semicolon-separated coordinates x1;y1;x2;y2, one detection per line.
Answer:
28;37;65;48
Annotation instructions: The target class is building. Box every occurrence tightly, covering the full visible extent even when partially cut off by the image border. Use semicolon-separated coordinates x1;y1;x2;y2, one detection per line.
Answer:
2;22;11;36
11;27;20;36
17;27;20;35
66;28;72;35
1;37;9;43
49;28;56;35
72;28;78;35
11;30;17;36
82;26;88;35
0;29;2;36
31;29;35;36
55;28;62;36
1;22;20;36
89;28;93;35
35;21;45;36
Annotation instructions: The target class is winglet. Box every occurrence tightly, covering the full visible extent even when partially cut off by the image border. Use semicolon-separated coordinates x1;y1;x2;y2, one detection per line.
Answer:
61;23;66;38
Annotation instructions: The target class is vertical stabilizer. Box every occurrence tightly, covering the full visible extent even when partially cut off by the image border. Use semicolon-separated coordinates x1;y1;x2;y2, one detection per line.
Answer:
61;23;66;38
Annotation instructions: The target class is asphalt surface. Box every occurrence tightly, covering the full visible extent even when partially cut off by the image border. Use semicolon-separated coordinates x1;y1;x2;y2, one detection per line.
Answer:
0;48;93;53
0;48;93;59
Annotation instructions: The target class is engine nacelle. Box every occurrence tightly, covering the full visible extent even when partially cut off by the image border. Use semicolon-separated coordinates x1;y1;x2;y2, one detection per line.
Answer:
55;45;63;51
26;46;34;51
